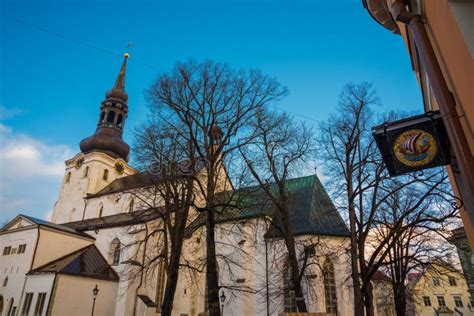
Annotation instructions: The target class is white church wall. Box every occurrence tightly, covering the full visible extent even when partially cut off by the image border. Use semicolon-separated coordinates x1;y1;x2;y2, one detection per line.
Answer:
84;225;136;316
0;227;38;316
51;152;136;224
23;274;55;316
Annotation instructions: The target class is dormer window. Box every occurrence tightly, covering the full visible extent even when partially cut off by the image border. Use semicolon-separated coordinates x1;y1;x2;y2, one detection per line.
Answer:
103;169;109;181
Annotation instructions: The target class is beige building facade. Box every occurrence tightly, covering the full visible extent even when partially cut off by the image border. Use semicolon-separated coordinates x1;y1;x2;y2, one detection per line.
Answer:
407;262;474;316
363;0;474;247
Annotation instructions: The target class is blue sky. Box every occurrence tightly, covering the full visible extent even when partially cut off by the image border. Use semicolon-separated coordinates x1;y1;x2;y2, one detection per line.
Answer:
0;0;423;223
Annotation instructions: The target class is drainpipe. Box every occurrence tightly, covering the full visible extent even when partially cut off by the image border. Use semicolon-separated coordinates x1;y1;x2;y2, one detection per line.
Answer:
389;1;474;236
265;238;270;316
133;225;148;316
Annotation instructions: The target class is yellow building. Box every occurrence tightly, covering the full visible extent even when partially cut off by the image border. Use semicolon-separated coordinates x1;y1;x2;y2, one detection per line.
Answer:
363;0;474;246
407;261;473;316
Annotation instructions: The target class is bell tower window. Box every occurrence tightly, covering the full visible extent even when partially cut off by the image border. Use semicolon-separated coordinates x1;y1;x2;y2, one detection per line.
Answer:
117;114;123;127
100;111;105;122
107;111;115;123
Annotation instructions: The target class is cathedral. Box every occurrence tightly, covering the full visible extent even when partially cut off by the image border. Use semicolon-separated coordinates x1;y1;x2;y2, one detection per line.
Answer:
0;55;354;316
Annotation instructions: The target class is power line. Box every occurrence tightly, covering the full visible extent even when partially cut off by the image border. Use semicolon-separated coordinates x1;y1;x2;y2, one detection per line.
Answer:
5;15;161;71
6;15;321;124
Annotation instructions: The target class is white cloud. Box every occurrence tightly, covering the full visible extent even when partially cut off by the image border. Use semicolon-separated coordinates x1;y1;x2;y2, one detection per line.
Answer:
0;105;24;120
0;123;73;223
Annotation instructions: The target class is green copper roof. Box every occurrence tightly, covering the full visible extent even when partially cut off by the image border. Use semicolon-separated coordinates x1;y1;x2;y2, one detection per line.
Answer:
187;175;350;238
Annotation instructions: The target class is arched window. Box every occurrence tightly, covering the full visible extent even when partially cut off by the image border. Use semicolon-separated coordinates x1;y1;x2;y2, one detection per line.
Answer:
98;205;104;218
69;208;77;222
323;258;338;314
2;277;7;287
128;199;134;213
100;111;106;122
110;238;121;266
83;166;89;177
107;111;115;123
116;114;123;127
103;169;109;181
65;172;71;183
156;261;166;312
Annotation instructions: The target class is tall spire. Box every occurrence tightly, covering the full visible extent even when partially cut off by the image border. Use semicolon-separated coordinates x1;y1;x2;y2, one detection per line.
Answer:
79;54;131;161
106;53;129;102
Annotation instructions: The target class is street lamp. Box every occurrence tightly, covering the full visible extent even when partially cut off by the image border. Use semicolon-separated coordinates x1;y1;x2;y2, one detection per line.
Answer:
220;291;226;315
91;284;99;316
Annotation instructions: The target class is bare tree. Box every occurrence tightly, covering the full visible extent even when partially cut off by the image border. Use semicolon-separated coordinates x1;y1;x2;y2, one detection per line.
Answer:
239;108;316;312
110;122;197;316
371;187;459;316
145;60;287;315
318;82;458;316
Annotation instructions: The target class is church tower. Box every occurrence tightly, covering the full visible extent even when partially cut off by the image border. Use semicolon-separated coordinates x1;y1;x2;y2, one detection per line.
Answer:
51;54;137;224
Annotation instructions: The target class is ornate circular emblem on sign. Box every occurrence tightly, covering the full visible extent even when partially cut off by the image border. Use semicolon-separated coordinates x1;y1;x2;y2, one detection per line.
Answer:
393;129;437;167
115;161;125;175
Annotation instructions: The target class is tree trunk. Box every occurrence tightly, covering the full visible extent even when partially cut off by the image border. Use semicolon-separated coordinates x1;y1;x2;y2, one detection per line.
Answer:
280;204;308;312
206;208;221;316
393;283;407;316
161;202;191;315
362;282;375;316
347;169;364;316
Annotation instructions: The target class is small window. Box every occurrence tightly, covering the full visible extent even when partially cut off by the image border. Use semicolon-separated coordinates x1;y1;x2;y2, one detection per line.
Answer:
423;296;431;306
2;246;11;256
437;295;446;307
433;277;441;287
110;238;121;266
34;293;47;316
454;296;464;308
98;206;104;218
17;244;26;254
2;277;7;287
65;172;71;183
100;111;106;122
21;292;34;316
117;114;123;127
128;199;134;213
83;166;89;177
103;169;109;181
449;276;457;286
107;111;115;123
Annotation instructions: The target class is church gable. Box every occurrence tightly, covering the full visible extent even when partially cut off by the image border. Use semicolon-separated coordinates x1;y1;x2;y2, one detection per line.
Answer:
1;214;38;232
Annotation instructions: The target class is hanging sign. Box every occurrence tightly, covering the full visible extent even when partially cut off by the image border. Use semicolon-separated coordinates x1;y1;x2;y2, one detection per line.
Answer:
372;111;450;176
